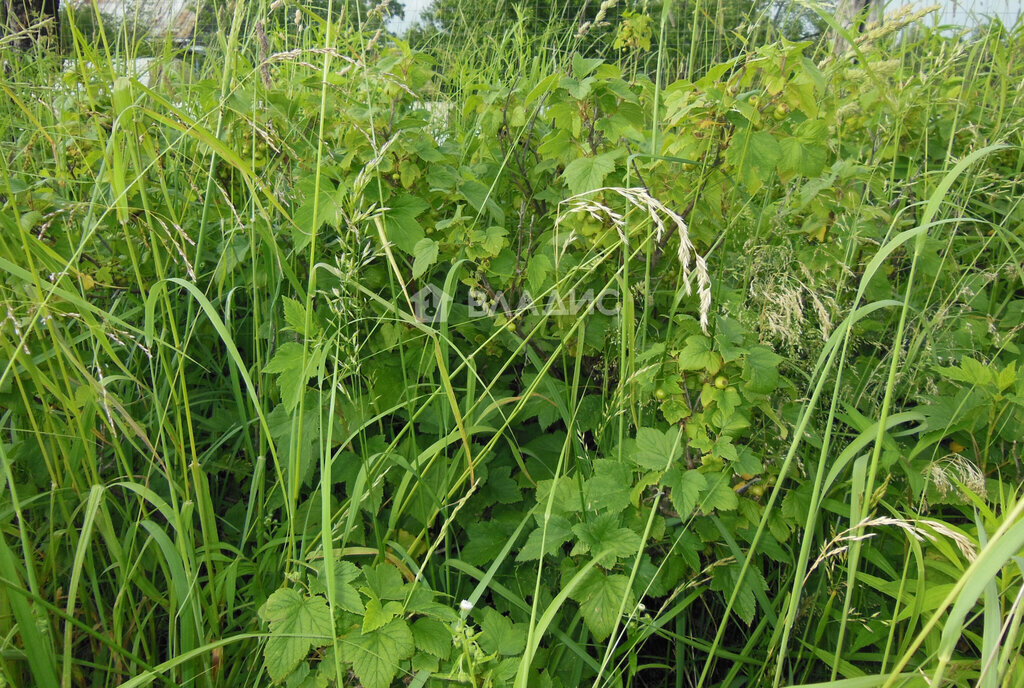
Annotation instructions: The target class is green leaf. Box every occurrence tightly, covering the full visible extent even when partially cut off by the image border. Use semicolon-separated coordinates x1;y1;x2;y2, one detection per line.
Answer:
571;513;643;559
571;570;632;641
632;427;683;470
678;335;721;372
710;562;766;625
459;179;505;224
517;515;572;561
362;563;406;601
700;473;738;513
411;618;451;660
349;619;415;688
563;152;618;196
936;357;995;387
263;342;308;412
742;346;783;394
384;194;429;254
411;238;439;279
572;53;604;79
661;467;706;517
362;597;402;633
726;127;782;193
583;459;633;513
478;608;527;656
259;589;333;684
282;297;312;337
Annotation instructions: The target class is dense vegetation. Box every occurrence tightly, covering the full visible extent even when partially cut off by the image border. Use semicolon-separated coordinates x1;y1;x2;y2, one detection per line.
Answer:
1;2;1023;687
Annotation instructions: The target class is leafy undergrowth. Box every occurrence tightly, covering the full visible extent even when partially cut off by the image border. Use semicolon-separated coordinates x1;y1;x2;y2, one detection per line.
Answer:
1;3;1024;688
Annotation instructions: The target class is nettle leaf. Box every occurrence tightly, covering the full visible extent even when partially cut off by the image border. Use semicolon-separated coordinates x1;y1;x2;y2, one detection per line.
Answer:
678;335;722;373
411;238;439;279
517;514;573;561
563;151;619;196
349;619;415;688
571;513;643;560
632;427;683;470
661;467;706;517
259;589;333;684
477;608;527;656
411;618;451;660
571;570;633;641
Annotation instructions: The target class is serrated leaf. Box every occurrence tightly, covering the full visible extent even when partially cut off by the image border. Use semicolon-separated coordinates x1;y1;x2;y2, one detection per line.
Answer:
563;152;618;196
700;473;738;513
477;608;527;656
282;297;314;337
349;619;414;688
710;562;766;625
412;618;451;659
678;335;721;372
516;514;572;561
384;194;429;254
263;342;309;412
362;563;406;601
632;427;683;470
411;238;439;279
362;597;401;633
571;513;642;559
583;459;632;513
570;570;632;641
742;346;782;394
259;589;333;684
661;467;706;517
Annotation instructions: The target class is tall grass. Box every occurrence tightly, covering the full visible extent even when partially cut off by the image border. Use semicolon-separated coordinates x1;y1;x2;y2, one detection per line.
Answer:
1;1;1023;687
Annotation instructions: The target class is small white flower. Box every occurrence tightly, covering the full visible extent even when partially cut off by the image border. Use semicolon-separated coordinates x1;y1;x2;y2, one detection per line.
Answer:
459;599;473;612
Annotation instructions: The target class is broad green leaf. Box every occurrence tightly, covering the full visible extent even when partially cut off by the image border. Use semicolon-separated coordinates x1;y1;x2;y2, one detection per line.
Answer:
478;608;527;656
661;467;706;517
411;238;439;279
700;473;738;513
678;335;721;372
583;459;633;513
348;620;415;688
572;53;604;79
259;589;333;684
362;564;406;601
362;597;402;633
710;562;766;625
517;515;573;561
263;342;308;411
632;427;682;470
412;618;451;659
742;346;783;394
571;513;643;559
563;152;618;196
571;571;632;641
384;194;429;254
282;297;313;337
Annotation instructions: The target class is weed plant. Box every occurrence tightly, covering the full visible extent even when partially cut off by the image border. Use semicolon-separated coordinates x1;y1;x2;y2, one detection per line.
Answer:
1;2;1023;687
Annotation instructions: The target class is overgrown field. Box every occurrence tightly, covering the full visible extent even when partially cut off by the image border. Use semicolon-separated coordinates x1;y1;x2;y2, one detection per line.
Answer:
2;3;1024;687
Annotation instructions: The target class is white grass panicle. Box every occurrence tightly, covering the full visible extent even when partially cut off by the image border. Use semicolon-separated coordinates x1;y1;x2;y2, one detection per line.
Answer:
555;186;713;333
